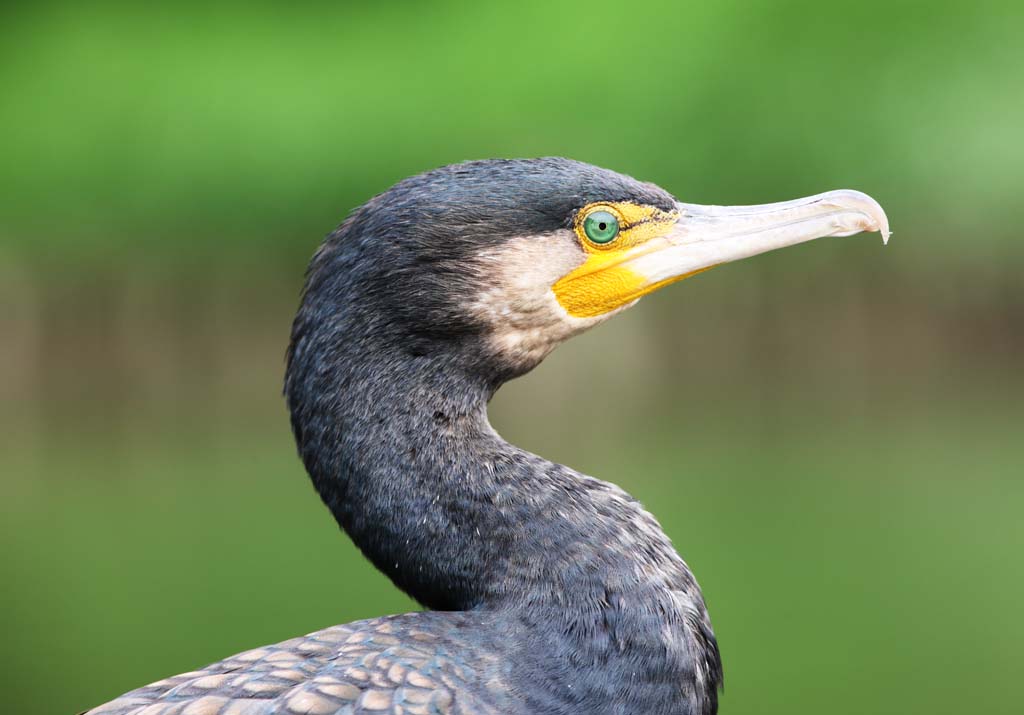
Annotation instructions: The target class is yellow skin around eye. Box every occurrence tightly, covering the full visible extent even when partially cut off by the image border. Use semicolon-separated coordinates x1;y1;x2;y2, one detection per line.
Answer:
553;201;705;318
573;202;677;253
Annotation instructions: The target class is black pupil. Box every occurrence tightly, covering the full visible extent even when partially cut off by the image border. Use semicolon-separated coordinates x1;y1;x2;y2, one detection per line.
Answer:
598;222;607;231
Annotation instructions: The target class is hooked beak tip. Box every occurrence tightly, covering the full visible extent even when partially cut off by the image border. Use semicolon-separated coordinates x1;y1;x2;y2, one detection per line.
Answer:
821;189;891;244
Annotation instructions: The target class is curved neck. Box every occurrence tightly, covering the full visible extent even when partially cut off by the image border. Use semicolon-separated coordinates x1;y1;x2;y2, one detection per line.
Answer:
286;324;722;712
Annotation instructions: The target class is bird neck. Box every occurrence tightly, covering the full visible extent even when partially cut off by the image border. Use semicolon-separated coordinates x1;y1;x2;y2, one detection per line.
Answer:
286;325;720;711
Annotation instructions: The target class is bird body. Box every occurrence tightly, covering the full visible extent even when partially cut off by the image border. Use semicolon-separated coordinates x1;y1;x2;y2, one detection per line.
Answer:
87;158;888;715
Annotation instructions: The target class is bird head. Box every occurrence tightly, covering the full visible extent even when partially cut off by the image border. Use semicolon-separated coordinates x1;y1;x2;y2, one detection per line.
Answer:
295;158;889;387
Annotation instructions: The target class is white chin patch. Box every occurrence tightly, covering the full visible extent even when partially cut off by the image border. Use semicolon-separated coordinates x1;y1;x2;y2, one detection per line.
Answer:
466;231;621;372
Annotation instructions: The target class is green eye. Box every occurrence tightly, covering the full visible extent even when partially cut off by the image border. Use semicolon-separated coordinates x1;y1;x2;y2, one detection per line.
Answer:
583;210;620;244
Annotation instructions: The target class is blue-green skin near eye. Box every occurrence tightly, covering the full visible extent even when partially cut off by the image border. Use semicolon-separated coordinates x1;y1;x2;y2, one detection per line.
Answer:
584;210;620;244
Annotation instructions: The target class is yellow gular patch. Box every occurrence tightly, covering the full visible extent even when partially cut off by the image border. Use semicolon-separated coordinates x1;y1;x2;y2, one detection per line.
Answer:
553;201;691;318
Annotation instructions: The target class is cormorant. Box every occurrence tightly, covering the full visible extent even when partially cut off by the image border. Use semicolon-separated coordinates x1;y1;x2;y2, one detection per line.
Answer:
87;158;889;715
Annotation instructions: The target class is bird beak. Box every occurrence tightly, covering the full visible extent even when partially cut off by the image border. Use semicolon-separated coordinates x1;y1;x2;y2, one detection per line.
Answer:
553;189;889;319
633;189;890;288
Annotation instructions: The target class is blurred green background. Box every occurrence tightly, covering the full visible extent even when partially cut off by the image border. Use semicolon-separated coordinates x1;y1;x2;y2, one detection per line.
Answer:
2;1;1022;713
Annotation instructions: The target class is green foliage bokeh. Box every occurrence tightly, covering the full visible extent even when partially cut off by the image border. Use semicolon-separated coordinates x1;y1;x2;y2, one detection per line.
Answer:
1;2;1021;714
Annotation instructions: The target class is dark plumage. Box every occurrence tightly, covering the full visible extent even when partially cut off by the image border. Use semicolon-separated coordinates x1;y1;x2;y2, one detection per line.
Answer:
281;158;719;714
88;158;889;715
